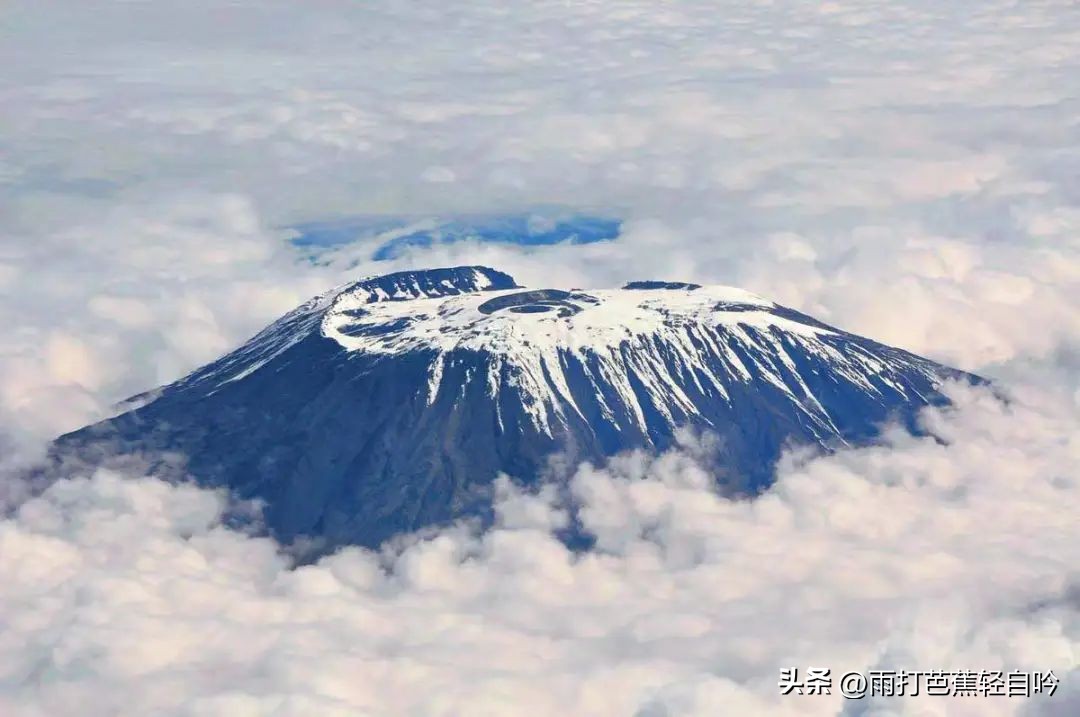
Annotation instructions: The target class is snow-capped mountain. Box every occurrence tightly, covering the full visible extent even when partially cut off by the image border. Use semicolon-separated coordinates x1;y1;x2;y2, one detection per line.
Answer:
54;266;980;550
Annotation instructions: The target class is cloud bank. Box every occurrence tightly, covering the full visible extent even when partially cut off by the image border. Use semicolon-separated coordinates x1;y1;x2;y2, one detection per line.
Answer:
1;384;1076;716
1;0;1078;714
3;0;1079;444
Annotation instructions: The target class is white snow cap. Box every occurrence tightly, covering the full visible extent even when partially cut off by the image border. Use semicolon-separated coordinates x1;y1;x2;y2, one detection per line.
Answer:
323;269;831;355
203;266;944;439
319;268;888;434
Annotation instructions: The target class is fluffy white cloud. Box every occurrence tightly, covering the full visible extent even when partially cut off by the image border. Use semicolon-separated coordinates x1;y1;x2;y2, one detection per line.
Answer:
2;0;1078;441
0;384;1076;716
1;0;1079;714
0;193;337;446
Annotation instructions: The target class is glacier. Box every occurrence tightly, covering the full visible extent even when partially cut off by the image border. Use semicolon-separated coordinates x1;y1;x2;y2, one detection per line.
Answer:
51;266;982;550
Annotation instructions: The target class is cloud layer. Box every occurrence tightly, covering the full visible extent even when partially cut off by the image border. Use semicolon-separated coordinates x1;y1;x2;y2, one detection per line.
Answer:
1;1;1078;715
1;384;1076;716
2;0;1079;444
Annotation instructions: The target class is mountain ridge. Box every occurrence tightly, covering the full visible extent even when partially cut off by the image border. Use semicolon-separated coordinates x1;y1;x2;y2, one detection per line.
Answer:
52;266;981;550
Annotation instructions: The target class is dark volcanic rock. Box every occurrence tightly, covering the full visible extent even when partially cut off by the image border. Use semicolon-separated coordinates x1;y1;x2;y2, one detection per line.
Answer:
52;266;981;550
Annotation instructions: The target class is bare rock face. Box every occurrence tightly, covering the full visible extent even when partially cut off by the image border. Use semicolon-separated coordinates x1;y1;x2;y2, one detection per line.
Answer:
53;266;981;550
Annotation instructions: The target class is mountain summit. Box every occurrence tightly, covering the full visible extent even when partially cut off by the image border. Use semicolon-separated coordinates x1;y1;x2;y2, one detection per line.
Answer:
55;266;979;549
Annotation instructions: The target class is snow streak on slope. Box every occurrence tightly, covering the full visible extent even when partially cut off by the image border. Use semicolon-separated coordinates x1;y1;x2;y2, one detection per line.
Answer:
320;271;946;440
50;266;976;549
179;266;518;391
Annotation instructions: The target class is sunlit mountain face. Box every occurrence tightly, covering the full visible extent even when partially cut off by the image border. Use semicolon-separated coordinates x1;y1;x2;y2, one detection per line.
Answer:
51;266;982;553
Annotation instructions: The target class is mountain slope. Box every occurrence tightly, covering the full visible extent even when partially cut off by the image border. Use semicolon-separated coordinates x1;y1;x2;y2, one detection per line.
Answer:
53;266;980;549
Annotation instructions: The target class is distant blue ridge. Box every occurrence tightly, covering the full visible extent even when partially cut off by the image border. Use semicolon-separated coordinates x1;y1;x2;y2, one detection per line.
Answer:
290;216;406;248
287;213;621;260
